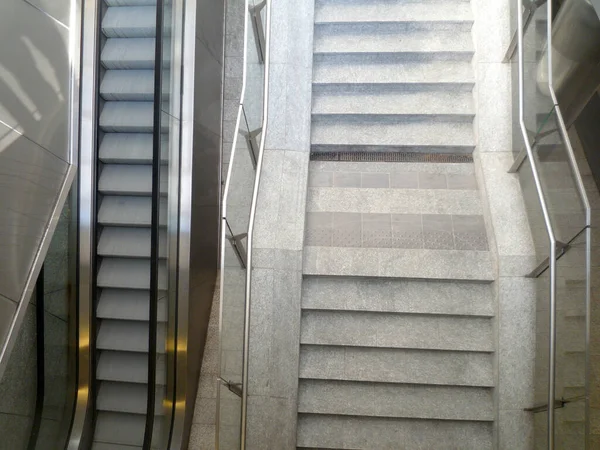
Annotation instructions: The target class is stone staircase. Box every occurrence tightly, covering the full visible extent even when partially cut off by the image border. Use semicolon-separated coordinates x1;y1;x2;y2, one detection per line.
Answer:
311;0;475;155
297;162;496;449
296;0;500;447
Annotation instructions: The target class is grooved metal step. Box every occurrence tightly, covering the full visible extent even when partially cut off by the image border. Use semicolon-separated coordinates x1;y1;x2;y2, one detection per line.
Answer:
98;164;168;196
97;288;168;322
97;258;167;290
101;38;156;69
97;196;167;227
97;320;166;353
97;381;163;414
94;412;145;447
103;6;157;38
97;351;166;384
100;70;154;100
97;227;167;258
100;102;154;132
99;133;168;164
94;1;163;447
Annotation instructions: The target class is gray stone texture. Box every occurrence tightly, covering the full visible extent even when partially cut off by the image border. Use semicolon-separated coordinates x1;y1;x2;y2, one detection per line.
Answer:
297;414;493;450
245;0;315;447
302;276;495;317
298;379;494;421
299;345;494;387
306;185;484;215
471;0;538;448
305;211;488;250
191;284;219;449
300;310;494;352
303;246;494;281
0;304;36;448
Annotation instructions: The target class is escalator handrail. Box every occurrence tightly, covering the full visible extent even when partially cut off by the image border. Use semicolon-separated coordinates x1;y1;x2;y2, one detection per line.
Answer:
143;0;165;447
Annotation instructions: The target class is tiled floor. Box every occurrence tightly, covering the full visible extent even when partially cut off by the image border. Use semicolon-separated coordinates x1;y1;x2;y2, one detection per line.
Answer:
305;211;488;251
189;280;220;450
308;169;478;190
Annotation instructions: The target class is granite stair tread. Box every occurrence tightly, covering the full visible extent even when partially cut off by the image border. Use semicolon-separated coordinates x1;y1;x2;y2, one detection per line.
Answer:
302;277;494;316
298;379;494;421
299;345;494;386
300;309;494;352
312;86;475;116
297;414;493;450
314;22;474;55
315;0;473;24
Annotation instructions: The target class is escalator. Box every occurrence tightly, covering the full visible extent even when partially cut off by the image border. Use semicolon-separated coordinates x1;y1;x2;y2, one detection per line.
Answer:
0;0;223;447
93;1;165;447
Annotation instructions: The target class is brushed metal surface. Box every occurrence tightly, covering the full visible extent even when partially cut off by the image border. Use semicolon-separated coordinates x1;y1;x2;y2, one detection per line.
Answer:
0;295;17;351
0;122;68;302
67;0;98;448
0;0;71;163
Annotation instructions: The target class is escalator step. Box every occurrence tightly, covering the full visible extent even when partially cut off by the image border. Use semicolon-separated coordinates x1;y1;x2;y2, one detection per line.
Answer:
97;320;166;353
97;227;167;258
100;102;153;132
97;381;164;414
97;258;167;290
97;288;167;322
98;164;168;196
99;133;168;164
94;411;145;447
92;443;142;450
97;351;166;384
100;70;154;101
105;0;156;6
103;6;157;38
101;38;156;69
97;196;167;227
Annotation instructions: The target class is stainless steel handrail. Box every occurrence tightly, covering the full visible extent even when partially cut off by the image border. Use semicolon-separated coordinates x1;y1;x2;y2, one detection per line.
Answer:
515;1;592;448
217;0;271;447
516;5;559;446
241;1;271;446
216;0;251;444
545;2;592;447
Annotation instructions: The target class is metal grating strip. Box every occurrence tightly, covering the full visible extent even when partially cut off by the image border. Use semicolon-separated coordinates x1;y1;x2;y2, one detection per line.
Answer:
310;151;473;163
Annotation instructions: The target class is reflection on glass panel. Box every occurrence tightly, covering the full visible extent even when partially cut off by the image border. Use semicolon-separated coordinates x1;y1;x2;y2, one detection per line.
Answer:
521;6;553;139
555;232;587;448
0;186;76;450
533;267;550;449
151;0;180;446
245;0;265;134
555;399;586;450
218;0;268;446
36;188;76;450
218;108;255;447
532;107;586;244
518;156;549;264
533;230;588;449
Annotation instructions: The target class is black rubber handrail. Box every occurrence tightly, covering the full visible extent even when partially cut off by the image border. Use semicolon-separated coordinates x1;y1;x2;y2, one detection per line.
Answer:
143;0;164;447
